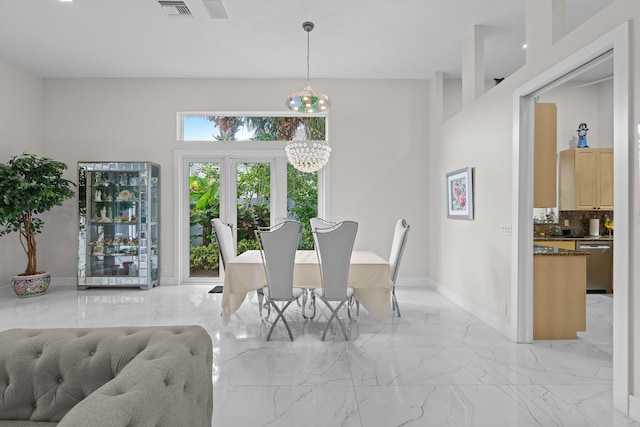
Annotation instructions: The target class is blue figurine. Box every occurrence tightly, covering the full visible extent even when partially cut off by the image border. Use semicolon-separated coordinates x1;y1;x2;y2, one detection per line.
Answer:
577;122;589;148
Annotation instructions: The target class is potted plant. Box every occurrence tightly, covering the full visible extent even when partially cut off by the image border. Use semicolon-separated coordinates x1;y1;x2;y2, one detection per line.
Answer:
0;153;75;297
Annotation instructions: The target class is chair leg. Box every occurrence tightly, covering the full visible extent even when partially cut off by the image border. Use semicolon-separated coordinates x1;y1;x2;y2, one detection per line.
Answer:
258;290;264;320
302;289;316;320
302;290;309;320
266;299;296;341
392;286;401;317
309;292;316;320
319;297;349;341
347;296;360;319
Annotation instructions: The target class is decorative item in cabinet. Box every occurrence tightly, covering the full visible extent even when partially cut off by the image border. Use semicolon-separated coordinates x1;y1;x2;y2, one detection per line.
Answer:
77;162;160;290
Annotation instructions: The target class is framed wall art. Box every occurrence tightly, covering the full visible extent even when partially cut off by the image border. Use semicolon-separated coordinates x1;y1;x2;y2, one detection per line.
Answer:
446;167;474;220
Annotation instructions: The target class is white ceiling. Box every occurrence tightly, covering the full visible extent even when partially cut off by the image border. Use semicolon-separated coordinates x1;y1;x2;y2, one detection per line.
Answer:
0;0;613;80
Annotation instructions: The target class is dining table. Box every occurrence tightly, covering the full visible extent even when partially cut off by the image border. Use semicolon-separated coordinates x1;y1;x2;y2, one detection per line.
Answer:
221;249;391;324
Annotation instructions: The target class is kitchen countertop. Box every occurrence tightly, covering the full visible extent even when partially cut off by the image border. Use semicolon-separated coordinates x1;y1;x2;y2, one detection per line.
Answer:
533;246;590;256
534;235;613;241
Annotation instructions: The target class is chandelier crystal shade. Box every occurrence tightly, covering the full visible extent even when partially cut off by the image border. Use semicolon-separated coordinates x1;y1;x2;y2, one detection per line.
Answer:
285;21;331;173
285;140;332;173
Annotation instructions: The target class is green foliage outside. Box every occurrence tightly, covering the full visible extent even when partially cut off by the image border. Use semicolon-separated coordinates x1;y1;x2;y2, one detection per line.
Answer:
189;243;220;272
287;164;317;250
236;162;270;245
189;116;322;274
189;163;220;247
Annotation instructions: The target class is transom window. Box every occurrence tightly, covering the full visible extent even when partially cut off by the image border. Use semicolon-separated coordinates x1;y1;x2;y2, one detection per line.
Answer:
180;114;326;142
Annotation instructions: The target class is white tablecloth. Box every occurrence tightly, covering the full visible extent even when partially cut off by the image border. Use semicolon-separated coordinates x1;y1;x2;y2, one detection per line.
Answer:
221;250;391;322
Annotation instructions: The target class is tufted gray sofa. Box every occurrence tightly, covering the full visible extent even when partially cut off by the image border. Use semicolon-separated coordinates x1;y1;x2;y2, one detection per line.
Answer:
0;325;213;426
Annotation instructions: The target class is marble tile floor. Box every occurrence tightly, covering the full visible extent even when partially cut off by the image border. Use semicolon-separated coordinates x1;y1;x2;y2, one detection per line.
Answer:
0;283;637;427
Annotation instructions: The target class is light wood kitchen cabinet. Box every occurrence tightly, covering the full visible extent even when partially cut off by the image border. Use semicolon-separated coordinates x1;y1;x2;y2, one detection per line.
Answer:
533;103;557;208
533;253;587;339
534;240;575;250
559;148;613;210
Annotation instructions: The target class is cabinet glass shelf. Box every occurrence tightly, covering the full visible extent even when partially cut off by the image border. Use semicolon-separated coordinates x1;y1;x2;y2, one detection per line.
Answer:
77;162;160;290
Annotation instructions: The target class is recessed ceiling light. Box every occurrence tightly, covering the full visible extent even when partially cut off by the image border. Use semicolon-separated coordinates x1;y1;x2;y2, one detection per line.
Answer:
60;0;73;2
522;43;528;49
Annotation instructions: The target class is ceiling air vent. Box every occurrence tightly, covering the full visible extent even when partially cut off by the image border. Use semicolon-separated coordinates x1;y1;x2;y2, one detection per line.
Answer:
201;0;229;20
158;1;194;18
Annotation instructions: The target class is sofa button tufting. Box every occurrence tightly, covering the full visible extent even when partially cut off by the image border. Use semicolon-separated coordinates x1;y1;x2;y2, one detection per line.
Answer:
89;350;96;356
36;352;42;358
57;378;63;384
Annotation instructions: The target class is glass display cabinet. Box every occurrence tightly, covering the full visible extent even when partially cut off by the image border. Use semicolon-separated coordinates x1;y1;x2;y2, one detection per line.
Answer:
77;162;160;290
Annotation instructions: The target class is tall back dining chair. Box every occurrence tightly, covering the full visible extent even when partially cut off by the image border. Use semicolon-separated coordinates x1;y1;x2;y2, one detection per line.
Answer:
389;219;410;317
313;220;358;341
303;217;338;319
310;217;336;247
255;220;303;341
212;218;235;270
310;217;336;231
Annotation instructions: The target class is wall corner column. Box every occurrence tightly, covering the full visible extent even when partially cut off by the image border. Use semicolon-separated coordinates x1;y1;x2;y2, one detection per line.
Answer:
526;0;566;64
462;25;485;107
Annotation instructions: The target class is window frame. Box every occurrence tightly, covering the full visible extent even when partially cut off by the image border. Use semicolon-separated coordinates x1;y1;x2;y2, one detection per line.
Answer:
175;111;330;284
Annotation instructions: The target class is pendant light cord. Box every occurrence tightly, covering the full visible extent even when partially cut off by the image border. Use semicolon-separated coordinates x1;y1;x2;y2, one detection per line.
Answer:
306;29;310;85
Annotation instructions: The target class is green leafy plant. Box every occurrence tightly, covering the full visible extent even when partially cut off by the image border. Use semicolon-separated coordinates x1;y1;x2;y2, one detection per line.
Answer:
189;164;220;246
0;153;76;276
287;164;318;249
189;244;220;271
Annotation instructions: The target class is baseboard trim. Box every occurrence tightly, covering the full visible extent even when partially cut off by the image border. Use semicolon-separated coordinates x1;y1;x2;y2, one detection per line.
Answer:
428;277;513;341
628;394;640;422
50;276;181;287
396;277;430;288
51;277;76;287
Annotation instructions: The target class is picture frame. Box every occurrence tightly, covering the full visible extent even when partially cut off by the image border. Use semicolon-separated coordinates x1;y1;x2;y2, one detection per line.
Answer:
446;167;474;220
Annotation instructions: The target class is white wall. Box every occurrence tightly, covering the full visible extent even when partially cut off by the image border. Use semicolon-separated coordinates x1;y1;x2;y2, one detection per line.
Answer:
31;78;428;283
429;0;640;407
597;78;614;145
0;58;44;279
537;79;613;150
0;57;42;156
443;79;502;122
431;82;515;323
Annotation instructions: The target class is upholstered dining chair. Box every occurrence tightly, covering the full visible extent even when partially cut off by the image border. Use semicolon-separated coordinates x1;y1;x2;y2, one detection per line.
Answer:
212;218;235;270
303;217;338;320
312;220;358;341
309;217;336;232
389;218;410;317
211;218;235;295
255;220;303;341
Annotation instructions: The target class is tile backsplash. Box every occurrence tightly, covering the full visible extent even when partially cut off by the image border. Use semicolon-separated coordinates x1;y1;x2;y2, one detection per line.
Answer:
534;210;613;236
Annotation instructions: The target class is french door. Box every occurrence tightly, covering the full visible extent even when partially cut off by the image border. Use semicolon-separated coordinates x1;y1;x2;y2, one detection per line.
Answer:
177;150;294;284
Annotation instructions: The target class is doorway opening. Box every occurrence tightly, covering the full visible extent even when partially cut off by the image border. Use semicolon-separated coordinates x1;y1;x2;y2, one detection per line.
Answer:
513;22;629;412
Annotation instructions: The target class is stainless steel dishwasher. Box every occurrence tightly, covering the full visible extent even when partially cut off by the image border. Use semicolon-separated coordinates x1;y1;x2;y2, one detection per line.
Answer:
577;240;613;293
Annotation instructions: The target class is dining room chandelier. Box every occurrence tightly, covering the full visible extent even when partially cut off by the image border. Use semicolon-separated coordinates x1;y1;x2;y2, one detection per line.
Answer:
285;21;331;114
285;140;331;173
285;21;331;173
